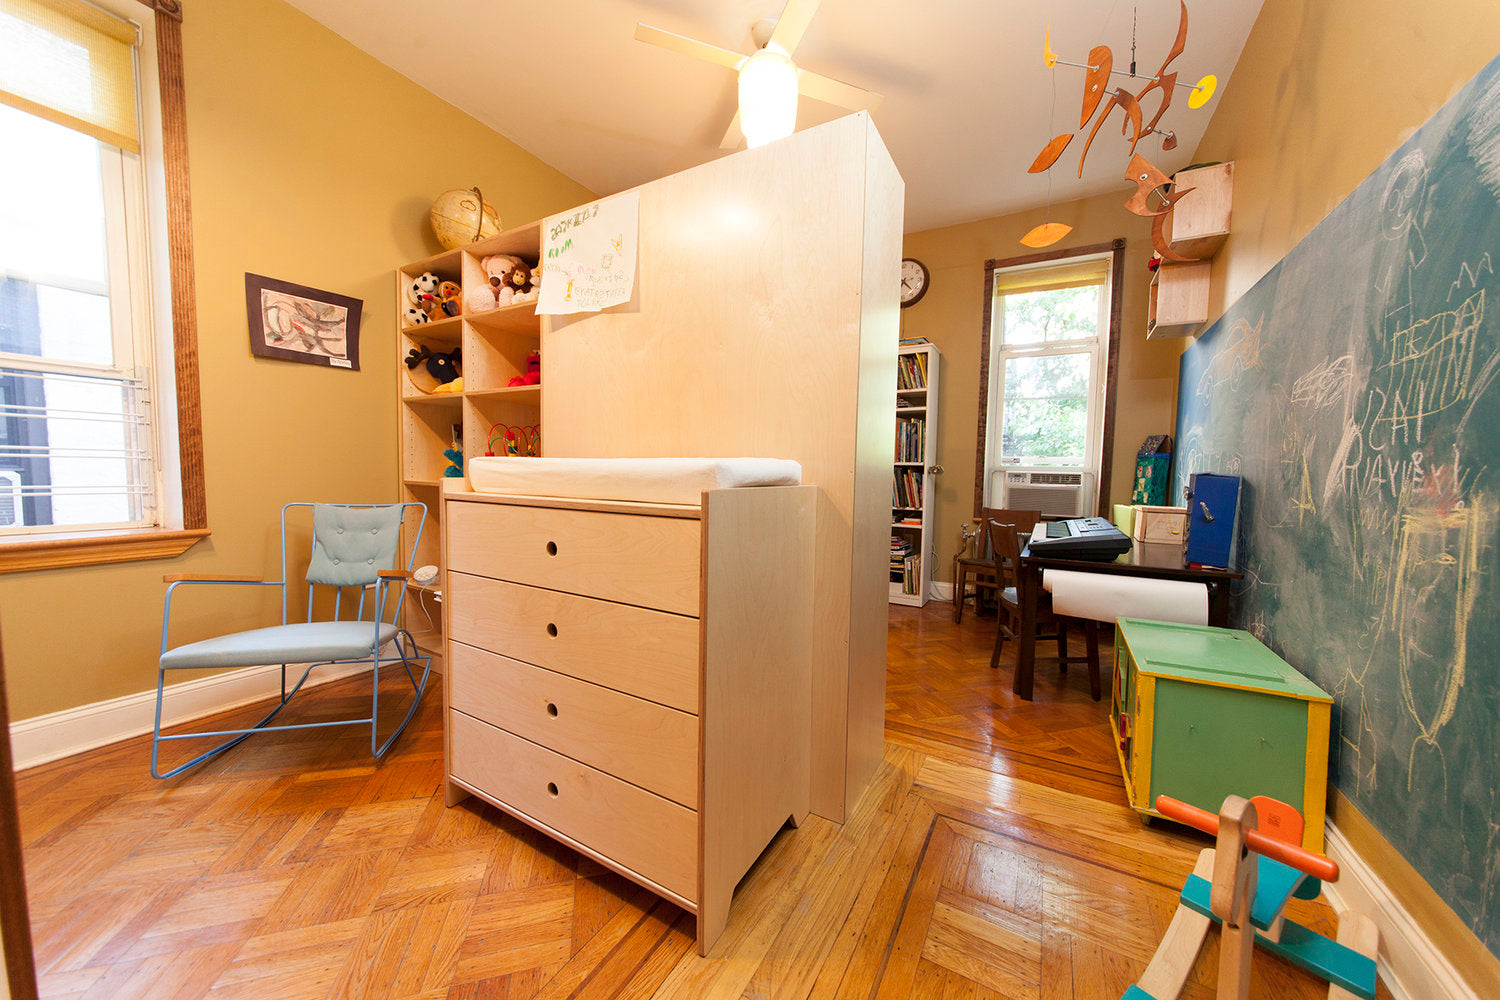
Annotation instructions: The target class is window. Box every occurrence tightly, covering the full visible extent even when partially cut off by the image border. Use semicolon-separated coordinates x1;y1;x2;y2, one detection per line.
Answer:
0;103;156;531
976;241;1124;513
0;0;206;570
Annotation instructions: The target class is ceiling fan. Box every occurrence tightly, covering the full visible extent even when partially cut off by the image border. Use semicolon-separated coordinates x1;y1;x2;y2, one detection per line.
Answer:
634;0;882;150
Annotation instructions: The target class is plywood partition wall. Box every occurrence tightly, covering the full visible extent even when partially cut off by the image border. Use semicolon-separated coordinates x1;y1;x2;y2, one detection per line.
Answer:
541;113;902;821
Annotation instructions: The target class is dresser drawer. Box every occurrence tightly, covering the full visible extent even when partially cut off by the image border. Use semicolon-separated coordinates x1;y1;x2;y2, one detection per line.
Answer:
450;710;698;901
449;574;700;713
446;501;701;615
449;643;699;808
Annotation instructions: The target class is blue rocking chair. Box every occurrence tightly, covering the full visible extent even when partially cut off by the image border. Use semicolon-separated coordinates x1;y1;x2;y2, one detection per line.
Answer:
152;502;432;779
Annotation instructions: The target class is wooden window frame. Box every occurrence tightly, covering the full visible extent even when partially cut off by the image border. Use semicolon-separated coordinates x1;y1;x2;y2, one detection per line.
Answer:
0;0;207;574
974;239;1125;518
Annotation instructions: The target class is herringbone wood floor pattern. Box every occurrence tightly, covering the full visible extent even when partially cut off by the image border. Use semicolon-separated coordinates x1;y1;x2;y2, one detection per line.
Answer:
12;603;1388;999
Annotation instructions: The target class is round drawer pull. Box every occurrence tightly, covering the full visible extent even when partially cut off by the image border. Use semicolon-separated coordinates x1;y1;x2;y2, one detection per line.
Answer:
546;622;558;637
547;781;559;797
546;541;558;556
546;702;558;717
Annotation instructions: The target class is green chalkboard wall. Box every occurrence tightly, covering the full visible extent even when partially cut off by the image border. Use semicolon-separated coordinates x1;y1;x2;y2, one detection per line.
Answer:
1177;54;1500;952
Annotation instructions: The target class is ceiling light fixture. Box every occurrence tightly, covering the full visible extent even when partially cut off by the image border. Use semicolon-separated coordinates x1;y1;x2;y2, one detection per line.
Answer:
738;43;798;148
634;0;882;151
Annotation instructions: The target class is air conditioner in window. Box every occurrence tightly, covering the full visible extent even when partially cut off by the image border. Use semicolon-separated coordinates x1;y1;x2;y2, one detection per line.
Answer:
0;470;21;527
997;470;1094;518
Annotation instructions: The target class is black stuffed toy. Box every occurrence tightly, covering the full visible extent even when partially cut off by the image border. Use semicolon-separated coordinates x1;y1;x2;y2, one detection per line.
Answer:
404;345;461;385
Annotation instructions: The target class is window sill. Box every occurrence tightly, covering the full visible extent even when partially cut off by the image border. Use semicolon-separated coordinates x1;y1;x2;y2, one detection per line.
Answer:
0;527;210;573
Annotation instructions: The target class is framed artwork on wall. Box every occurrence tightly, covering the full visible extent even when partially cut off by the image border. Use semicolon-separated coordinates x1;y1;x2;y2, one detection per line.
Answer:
245;273;362;369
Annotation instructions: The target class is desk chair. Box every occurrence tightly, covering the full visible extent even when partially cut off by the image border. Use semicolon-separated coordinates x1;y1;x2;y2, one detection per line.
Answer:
152;502;432;778
952;507;1040;623
985;516;1102;700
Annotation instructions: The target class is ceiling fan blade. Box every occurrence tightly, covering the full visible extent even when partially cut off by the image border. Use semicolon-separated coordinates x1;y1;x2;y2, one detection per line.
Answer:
634;23;746;72
720;111;745;150
768;0;821;56
796;68;883;112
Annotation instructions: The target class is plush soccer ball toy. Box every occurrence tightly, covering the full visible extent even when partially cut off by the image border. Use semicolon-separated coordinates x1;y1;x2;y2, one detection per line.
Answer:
409;271;441;299
403;306;429;326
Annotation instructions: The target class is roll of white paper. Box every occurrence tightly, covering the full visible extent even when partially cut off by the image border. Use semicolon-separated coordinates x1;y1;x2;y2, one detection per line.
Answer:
1041;569;1208;626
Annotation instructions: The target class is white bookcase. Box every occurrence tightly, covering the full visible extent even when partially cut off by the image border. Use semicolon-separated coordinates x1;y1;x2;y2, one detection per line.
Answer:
891;342;940;606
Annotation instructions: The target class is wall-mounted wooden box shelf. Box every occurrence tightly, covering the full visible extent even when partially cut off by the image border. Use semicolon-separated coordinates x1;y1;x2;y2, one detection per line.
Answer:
1167;162;1233;259
1147;260;1211;338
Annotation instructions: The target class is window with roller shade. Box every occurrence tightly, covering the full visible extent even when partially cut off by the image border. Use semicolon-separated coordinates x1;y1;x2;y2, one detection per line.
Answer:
985;254;1111;474
0;0;160;533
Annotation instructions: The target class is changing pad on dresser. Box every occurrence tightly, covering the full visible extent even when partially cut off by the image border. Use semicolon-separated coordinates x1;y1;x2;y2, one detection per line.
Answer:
466;456;803;505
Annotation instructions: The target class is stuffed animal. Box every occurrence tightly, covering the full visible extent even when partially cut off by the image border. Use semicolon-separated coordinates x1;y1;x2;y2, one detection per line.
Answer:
481;254;537;295
406;271;441;318
404;345;462;385
506;349;540;387
403;306;429;326
442;446;463;478
465;283;498;313
434;280;462;318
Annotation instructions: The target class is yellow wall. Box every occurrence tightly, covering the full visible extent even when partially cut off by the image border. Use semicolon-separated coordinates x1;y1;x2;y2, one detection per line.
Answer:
1194;0;1500;325
900;195;1179;581
1186;0;1500;982
0;0;593;721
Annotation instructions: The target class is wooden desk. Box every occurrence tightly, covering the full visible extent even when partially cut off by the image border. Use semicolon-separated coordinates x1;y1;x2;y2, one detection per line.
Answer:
1013;545;1241;701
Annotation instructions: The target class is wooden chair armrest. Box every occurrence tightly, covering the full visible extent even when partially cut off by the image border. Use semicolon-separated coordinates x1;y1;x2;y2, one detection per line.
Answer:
377;569;410;579
162;573;266;584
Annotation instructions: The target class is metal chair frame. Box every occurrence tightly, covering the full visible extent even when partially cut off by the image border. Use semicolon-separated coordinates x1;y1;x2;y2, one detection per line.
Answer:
152;502;431;779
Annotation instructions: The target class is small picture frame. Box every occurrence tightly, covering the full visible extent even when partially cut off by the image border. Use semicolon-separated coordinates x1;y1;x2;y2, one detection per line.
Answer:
245;273;362;370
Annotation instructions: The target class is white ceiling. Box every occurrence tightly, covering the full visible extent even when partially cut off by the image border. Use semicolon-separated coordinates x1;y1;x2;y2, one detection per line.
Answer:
285;0;1264;233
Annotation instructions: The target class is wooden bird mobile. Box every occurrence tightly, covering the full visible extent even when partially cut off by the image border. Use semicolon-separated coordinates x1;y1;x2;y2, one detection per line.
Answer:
1027;2;1219;258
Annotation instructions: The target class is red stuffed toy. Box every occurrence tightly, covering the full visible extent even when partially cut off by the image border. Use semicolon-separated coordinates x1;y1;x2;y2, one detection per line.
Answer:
507;350;540;387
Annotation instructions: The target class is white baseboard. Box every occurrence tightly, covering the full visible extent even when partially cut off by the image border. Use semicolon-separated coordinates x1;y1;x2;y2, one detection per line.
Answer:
9;645;439;772
1323;821;1479;1000
930;580;953;602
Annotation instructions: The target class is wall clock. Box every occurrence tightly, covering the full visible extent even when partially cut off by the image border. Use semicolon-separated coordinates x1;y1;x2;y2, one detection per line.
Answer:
900;258;929;308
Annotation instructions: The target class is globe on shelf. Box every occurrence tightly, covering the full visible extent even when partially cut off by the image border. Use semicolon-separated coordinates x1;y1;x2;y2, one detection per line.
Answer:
430;187;501;250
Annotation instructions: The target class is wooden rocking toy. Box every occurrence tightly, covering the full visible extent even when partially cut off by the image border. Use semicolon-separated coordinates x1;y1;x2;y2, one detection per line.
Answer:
1123;794;1380;1000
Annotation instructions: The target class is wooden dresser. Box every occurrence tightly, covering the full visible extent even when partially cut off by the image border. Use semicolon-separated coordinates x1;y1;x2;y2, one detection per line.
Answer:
441;481;815;955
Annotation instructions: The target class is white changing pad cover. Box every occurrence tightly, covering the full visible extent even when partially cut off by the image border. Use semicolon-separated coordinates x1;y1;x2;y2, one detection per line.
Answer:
466;457;803;505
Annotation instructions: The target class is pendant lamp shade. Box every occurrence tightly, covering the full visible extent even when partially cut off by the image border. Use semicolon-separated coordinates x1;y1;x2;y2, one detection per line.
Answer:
739;45;798;148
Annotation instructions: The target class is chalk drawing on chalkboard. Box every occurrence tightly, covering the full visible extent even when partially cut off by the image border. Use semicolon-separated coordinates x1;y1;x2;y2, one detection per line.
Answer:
1194;315;1263;402
1174;53;1500;948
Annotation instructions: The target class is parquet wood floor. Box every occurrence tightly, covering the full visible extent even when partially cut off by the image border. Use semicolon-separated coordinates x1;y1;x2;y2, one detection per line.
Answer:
11;603;1390;999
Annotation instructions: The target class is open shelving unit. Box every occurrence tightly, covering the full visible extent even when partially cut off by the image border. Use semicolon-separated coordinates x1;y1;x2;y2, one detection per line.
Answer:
396;222;544;657
890;342;940;606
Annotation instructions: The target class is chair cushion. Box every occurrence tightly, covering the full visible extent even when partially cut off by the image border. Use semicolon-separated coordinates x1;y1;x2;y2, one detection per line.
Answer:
161;621;398;670
307;505;404;587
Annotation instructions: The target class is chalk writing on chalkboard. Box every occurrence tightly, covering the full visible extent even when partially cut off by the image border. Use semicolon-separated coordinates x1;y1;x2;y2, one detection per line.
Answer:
1176;54;1500;952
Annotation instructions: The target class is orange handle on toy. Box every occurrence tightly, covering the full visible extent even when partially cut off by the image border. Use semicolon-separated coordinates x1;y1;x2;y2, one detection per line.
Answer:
1154;795;1339;882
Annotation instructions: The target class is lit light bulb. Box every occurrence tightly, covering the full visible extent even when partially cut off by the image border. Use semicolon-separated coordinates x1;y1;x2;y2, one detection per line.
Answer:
739;44;798;148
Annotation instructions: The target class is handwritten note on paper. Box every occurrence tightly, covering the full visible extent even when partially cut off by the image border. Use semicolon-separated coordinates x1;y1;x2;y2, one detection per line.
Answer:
537;191;640;315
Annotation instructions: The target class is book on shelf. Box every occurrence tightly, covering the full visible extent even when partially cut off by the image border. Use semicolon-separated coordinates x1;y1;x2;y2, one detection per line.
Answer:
899;336;930;346
895;416;926;462
896;353;929;391
890;467;923;508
